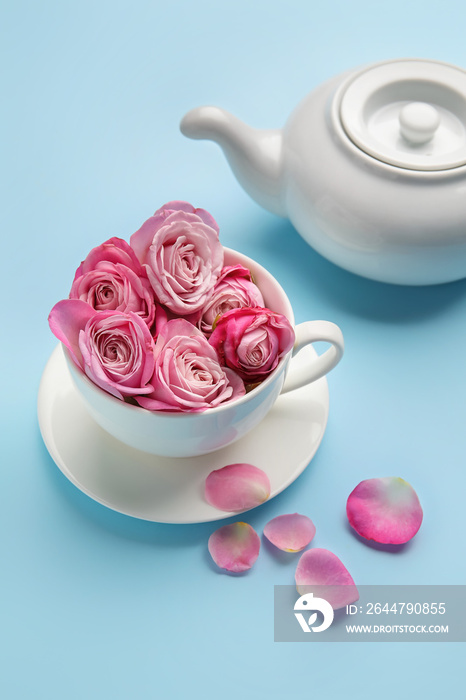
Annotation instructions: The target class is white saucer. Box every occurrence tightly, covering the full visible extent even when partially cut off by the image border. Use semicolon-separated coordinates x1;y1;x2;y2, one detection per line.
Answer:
38;344;329;524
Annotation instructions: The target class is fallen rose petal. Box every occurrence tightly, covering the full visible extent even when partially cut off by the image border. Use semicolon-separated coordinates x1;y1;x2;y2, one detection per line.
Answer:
346;477;423;545
208;522;260;573
205;463;271;512
264;513;316;552
295;548;359;610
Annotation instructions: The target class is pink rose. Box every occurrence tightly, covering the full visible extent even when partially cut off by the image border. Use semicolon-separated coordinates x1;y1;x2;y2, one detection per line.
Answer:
136;319;245;412
209;307;295;384
49;299;155;400
198;264;264;337
130;201;223;317
70;237;156;328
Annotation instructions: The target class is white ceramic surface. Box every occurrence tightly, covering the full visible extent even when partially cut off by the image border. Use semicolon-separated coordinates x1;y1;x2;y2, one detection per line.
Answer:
181;58;466;285
63;247;343;457
38;343;329;524
339;60;466;170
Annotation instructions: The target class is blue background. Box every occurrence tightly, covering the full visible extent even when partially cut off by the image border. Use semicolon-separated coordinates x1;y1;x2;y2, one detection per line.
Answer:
2;1;465;697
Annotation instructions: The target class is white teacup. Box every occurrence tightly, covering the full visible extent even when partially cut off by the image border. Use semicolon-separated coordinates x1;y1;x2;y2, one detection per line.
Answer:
64;248;344;457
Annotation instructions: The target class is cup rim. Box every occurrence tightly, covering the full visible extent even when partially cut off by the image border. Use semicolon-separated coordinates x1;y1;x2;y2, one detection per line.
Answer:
64;246;296;419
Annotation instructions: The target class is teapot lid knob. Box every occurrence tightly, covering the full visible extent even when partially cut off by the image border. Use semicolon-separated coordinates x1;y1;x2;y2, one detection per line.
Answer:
399;102;440;144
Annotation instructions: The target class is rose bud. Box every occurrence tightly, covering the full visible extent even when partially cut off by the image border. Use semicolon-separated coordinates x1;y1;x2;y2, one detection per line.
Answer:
49;300;156;400
130;201;223;318
198;264;264;338
136;319;245;412
209;307;295;384
70;237;156;328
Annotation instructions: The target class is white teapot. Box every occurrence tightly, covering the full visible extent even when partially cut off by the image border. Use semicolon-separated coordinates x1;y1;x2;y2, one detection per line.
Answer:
181;59;466;285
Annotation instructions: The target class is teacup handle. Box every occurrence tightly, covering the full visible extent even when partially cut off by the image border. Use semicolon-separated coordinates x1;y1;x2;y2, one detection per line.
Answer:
281;321;344;394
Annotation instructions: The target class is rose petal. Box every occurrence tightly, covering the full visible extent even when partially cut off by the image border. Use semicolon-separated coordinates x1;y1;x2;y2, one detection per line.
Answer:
264;513;316;552
130;211;168;264
48;299;95;368
153;201;220;235
295;548;359;610
346;477;423;545
208;522;260;572
205;463;271;512
73;237;145;281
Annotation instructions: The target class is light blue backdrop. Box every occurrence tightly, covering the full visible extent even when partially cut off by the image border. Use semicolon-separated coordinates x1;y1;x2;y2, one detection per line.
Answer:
2;1;465;698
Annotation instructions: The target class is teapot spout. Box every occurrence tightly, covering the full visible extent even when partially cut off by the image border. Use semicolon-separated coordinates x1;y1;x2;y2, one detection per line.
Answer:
180;106;285;217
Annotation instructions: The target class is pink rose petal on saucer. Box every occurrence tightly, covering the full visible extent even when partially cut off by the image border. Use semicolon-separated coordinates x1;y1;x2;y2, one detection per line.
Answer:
205;463;271;512
264;513;316;552
346;477;423;545
295;548;359;610
208;522;260;573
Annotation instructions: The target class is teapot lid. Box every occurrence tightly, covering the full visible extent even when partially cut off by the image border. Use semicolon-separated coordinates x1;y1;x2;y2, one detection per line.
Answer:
339;59;466;171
